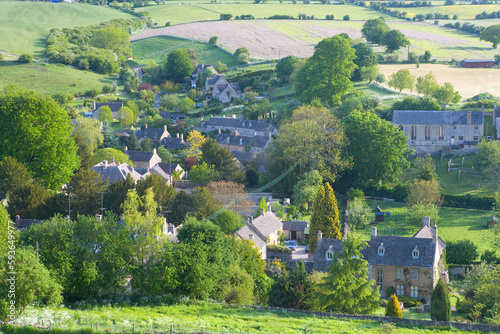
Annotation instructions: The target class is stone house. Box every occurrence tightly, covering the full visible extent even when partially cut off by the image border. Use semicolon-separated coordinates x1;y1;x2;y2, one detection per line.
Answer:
312;217;446;302
212;83;243;103
196;115;241;134
192;64;216;79
282;221;308;241
162;133;188;151
196;116;279;137
392;110;483;155
216;133;272;154
91;160;143;184
125;148;162;169
135;124;170;145
235;209;283;259
205;74;227;91
159;112;186;124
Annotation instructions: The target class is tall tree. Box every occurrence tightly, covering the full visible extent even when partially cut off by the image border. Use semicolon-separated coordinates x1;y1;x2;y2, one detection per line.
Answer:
186;130;206;158
206;181;253;217
295;35;357;107
352;43;377;82
164;48;195;83
309;182;341;254
388;69;416;92
101;121;120;148
430;278;451;321
104;174;136;216
275;55;299;82
342;110;411;189
191;186;221;220
136;174;176;214
0;86;80;189
73;118;104;152
293;170;323;212
381;29;410;53
210;209;244;234
314;232;380;314
128;131;140;151
98;105;113;123
0;156;33;195
432;82;461;105
66;169;108;216
201;138;244;183
361;18;390;45
416;72;440;97
480;24;500;49
255;197;268;217
117;106;135;128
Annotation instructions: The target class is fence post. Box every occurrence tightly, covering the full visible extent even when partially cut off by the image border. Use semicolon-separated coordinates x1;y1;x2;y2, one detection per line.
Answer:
133;323;135;334
247;327;250;334
170;324;173;334
49;321;52;334
91;322;93;334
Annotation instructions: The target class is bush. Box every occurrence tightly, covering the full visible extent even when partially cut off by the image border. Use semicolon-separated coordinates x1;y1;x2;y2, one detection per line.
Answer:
268;14;295;19
346;188;364;200
267;244;292;254
376;73;386;83
446;239;478;265
386;286;396;297
209;36;219;46
442;194;495;210
165;21;171;26
18;54;33;64
343;14;350;20
386;294;402;317
398;296;421;307
431;278;451;321
325;14;334;20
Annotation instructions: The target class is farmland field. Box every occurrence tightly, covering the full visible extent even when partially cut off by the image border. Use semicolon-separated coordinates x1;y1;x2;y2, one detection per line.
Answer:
135;3;394;26
404;4;500;19
131;36;238;67
378;63;500;99
0;2;135;56
133;19;499;60
0;63;118;96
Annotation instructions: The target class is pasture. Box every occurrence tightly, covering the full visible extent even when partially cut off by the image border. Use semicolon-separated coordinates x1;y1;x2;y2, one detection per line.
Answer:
135;3;394;26
405;4;500;19
0;2;135;56
133;19;499;60
130;36;238;67
0;62;117;96
378;63;500;99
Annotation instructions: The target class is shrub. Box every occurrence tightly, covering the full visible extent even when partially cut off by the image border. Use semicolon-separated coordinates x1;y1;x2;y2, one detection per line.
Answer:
209;36;219;46
446;240;478;265
18;54;33;64
267;244;292;254
343;14;350;20
442;194;495;210
376;73;386;83
431;278;451;321
386;294;402;317
398;296;421;307
346;188;364;201
165;21;171;26
385;286;396;297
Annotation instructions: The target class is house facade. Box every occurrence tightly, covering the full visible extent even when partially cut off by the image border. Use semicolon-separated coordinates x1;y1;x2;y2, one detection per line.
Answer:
392;110;483;155
282;221;308;241
91;160;143;183
135;124;170;145
212;83;243;103
216;133;272;154
125;148;162;169
196;116;278;137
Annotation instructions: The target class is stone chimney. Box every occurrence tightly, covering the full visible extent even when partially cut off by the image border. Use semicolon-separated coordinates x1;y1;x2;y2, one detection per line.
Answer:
260;208;265;216
112;158;115;164
15;215;20;222
423;216;431;228
103;160;108;169
144;123;148;129
218;128;221;134
372;226;377;237
164;125;168;131
467;111;472;124
248;216;253;225
181;134;184;141
432;221;438;243
317;230;322;241
239;138;243;145
125;146;128;152
177;133;179;138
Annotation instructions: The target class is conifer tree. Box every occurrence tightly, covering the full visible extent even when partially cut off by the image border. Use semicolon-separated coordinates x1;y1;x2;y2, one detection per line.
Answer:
430;278;451;321
128;131;140;151
309;182;341;253
255;197;267;217
386;294;402;318
309;184;325;253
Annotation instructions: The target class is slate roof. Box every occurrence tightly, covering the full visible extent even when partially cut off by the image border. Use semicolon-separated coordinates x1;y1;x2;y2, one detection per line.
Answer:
251;211;283;238
162;137;188;150
125;150;154;162
160;112;186;120
198;116;241;129
312;238;345;272
157;163;183;176
216;134;271;149
135;164;171;181
135;127;169;140
206;74;224;87
91;161;142;183
368;236;437;268
239;119;277;133
236;223;267;250
282;221;308;232
215;83;242;95
231;150;256;163
15;218;43;231
192;64;215;76
393;110;483;125
93;102;123;113
412;225;446;254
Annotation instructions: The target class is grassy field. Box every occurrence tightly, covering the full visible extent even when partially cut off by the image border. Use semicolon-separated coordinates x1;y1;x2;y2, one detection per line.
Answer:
130;36;238;67
378;63;500;100
357;200;496;256
0;62;117;96
135;3;394;26
0;2;135;56
9;303;488;334
405;4;500;20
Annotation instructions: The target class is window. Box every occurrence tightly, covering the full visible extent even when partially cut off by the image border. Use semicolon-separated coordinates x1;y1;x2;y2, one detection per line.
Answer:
412;247;419;259
411;269;418;280
411;125;417;140
474;125;479;130
410;286;418;298
459;136;464;140
425;125;430;140
326;250;334;261
396;268;404;279
396;285;404;296
439;125;444;140
377;270;383;284
451;135;455;139
474;136;479;141
378;244;385;256
399;125;403;131
452;125;457;129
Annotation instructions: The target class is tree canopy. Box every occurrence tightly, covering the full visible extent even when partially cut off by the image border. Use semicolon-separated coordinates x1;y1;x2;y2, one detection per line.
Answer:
164;48;195;83
275;55;299;81
0;87;79;189
381;29;410;53
480;24;500;48
294;35;357;107
388;69;416;92
361;18;390;45
309;182;341;253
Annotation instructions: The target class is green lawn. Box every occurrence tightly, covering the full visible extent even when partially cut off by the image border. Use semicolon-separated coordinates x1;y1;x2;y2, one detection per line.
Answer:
0;62;118;96
131;36;238;67
135;3;395;26
0;2;135;56
358;200;496;257
10;303;489;334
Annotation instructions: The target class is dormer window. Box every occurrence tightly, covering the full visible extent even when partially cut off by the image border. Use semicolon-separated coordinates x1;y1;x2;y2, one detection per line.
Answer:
412;246;419;259
378;243;385;256
326;246;334;261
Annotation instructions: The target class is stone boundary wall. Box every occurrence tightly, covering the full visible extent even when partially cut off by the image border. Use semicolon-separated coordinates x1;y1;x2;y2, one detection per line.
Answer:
244;305;500;333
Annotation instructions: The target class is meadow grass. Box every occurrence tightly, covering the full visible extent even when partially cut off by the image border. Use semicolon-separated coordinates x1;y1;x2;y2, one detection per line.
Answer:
8;303;489;334
404;4;500;19
131;36;238;67
135;3;394;25
357;200;496;256
0;62;117;96
0;2;134;55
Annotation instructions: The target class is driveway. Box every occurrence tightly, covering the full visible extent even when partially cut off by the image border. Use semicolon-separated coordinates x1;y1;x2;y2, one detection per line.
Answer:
292;245;309;260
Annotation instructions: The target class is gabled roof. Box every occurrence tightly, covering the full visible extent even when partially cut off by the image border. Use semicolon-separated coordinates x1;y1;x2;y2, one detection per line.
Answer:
198;116;241;129
236;223;267;250
251;211;283;237
15;218;43;231
91;161;142;183
216;134;271;149
206;74;225;86
231;150;256;162
160;112;186;120
393;110;483;125
135;164;171;181
125;150;155;162
157;162;183;176
367;236;437;268
192;64;216;76
412;225;446;254
215;83;242;95
282;221;308;232
162;137;188;150
238;119;278;133
312;238;344;272
135;128;169;140
93;102;123;113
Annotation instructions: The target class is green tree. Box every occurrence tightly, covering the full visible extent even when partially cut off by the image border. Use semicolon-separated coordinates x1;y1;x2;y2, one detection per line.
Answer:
386;294;402;317
136;174;176;214
234;47;250;64
388;69;416;92
480;24;500;49
7;182;52;220
101;121;120;148
90;26;130;57
93;148;132;165
98;105;113;123
0;156;33;195
406;179;442;208
179;97;195;113
66;169;108;216
360;66;379;83
201;138;244;183
381;29;410;53
104;174;135;216
191;186;221;220
431;278;451;321
209;36;219;46
314;232;380;314
270;105;348;184
164;49;195;83
215;61;228;73
141;138;153;152
342;110;411;188
117;106;135;128
161;94;180;110
352;43;377;81
347;198;372;230
420;50;432;63
256;197;268;217
309;182;341;253
416;72;440;97
391;96;442;111
0;87;79;189
293;170;323;211
73;118;104;152
170;190;195;225
17;54;33;64
189;162;219;184
210;209;245;234
432;82;461;105
361;18;390;45
405;203;438;228
275;55;299;82
128;131;140;151
446;240;478;264
295;35;356;107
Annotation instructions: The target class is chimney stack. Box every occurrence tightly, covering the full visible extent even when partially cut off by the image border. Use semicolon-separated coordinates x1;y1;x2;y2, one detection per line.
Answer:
103;160;108;169
177;133;179;138
153;148;157;155
164;125;168;131
181;134;183;140
423;216;431;228
317;230;323;241
144;123;148;129
247;216;253;225
432;221;438;243
260;208;265;216
467;110;472;124
372;226;377;237
125;146;128;152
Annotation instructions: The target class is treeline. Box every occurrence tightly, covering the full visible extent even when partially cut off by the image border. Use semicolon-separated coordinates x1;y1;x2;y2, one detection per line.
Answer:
235;14;255;19
443;21;484;35
373;1;432;7
46;18;147;75
367;2;452;21
476;10;500;19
